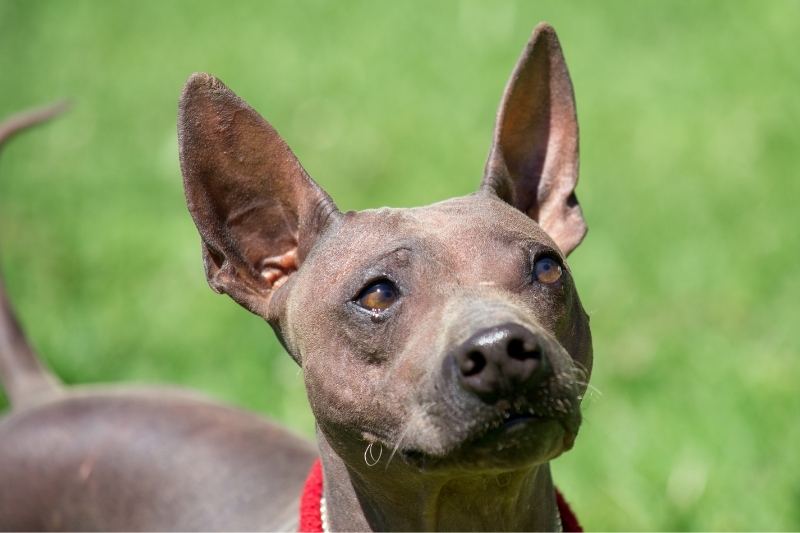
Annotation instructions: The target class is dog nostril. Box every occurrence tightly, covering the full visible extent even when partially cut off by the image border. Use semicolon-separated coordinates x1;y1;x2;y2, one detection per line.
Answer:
507;337;541;361
461;350;486;377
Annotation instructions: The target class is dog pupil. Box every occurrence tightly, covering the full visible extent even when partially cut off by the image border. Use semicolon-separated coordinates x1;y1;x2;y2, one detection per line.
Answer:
362;281;396;310
536;258;561;283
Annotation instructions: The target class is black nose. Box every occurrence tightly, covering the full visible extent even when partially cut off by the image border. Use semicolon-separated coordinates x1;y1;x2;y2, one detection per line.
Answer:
454;323;550;403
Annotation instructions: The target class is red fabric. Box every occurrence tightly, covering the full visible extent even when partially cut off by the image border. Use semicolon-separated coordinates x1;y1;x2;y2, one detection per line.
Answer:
299;458;582;532
298;459;324;533
555;487;583;532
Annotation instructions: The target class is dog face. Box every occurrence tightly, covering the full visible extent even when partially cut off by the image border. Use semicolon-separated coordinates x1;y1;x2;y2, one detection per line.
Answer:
178;23;591;474
287;194;592;471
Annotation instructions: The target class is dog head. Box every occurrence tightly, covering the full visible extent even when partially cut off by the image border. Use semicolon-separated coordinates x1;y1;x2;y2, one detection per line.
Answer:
178;22;591;475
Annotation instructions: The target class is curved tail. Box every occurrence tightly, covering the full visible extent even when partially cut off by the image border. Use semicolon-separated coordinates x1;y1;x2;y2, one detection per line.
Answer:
0;102;69;408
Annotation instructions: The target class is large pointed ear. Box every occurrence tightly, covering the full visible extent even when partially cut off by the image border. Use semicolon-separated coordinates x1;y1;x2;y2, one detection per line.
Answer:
481;23;586;255
178;73;339;317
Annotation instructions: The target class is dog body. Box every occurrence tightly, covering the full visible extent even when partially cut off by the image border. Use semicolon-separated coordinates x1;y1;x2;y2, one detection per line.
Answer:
0;23;592;531
0;387;313;530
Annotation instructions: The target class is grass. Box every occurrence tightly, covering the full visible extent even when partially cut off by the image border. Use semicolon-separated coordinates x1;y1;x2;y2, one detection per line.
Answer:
1;1;798;529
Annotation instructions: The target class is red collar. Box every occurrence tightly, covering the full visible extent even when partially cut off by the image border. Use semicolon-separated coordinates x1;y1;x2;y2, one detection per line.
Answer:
299;459;582;532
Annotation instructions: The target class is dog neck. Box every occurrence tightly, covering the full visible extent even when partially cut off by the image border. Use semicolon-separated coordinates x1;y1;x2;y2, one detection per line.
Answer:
315;431;561;531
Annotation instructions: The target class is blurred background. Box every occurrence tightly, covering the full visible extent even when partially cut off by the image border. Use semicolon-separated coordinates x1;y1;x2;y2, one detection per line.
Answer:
1;1;798;529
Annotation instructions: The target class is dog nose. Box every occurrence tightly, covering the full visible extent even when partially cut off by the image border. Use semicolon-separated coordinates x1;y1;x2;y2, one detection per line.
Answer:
454;323;550;403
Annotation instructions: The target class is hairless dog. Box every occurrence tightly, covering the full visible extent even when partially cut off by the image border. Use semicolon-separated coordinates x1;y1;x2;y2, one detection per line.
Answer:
0;22;592;531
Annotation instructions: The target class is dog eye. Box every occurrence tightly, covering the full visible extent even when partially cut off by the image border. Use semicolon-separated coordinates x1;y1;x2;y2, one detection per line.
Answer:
356;279;399;312
533;256;563;284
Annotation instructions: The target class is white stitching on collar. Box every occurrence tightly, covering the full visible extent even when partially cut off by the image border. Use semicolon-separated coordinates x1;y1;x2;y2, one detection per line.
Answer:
320;495;330;533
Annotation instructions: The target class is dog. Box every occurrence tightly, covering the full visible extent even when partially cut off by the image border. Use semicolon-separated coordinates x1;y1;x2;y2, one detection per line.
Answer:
0;22;592;531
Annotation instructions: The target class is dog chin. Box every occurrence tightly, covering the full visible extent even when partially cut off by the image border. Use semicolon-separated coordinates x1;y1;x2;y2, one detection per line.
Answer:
400;413;579;473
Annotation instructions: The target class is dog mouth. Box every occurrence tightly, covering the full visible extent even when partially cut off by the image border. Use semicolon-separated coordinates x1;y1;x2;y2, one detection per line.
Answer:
471;400;579;449
398;397;580;470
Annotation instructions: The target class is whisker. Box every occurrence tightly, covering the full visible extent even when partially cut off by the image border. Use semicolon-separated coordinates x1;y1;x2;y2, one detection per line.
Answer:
583;383;603;396
385;407;429;470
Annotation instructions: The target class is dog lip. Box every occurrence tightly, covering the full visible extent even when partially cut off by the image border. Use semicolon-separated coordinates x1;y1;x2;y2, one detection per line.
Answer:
397;414;562;470
397;412;556;464
501;412;541;430
480;410;549;440
460;401;581;452
393;396;581;469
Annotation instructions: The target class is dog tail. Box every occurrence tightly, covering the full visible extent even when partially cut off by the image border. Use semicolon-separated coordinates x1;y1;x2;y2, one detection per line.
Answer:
0;102;69;408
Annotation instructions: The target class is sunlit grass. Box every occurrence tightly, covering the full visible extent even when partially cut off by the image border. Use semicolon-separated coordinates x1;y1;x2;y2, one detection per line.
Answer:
1;1;798;529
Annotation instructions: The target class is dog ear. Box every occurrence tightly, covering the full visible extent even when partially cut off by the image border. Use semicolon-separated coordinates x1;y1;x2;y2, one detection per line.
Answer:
178;73;338;317
481;23;586;255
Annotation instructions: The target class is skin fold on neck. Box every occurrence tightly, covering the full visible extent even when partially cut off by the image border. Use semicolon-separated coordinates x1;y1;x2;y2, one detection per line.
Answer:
317;431;560;531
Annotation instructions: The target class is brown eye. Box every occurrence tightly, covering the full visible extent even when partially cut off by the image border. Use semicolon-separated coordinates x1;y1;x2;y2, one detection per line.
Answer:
534;256;563;284
356;280;399;312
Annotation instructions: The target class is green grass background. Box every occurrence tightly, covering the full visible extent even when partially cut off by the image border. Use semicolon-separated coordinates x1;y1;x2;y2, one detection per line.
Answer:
1;1;798;529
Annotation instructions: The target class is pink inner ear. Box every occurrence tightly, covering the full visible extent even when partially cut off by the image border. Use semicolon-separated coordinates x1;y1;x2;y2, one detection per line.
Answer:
480;24;586;257
258;249;299;289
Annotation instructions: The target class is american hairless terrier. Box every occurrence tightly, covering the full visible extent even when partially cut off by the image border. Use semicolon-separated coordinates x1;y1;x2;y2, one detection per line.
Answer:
0;22;592;531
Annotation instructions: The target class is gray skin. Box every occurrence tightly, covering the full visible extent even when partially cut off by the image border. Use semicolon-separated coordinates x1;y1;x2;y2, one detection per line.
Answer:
0;22;592;531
